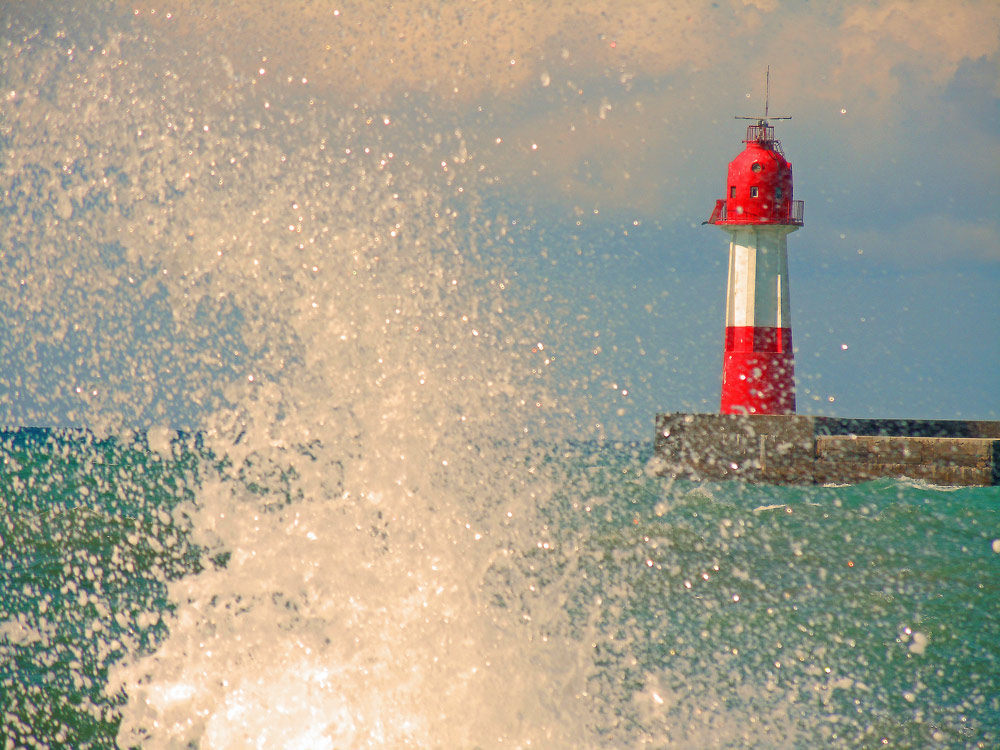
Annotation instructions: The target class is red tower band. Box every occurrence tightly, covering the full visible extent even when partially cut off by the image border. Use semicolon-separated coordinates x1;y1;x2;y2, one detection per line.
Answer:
707;117;803;415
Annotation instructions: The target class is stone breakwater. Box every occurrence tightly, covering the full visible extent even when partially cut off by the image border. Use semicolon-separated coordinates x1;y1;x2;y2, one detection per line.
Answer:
653;413;1000;486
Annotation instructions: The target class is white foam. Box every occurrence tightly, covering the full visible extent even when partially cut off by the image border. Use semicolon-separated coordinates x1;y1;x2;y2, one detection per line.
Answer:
146;426;175;458
752;503;787;513
908;632;929;655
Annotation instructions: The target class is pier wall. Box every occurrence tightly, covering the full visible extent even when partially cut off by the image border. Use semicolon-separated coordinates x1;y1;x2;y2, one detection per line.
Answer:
653;413;1000;486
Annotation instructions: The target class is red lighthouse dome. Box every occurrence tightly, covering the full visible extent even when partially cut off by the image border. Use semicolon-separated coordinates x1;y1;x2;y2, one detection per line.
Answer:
707;122;803;227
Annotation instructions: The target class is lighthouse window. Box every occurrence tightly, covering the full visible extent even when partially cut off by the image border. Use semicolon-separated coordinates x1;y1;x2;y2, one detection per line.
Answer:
774;186;783;200
730;186;736;198
751;162;763;173
750;186;759;197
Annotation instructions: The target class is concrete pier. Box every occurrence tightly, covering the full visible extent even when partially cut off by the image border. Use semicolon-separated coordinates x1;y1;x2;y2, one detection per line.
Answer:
653;413;1000;486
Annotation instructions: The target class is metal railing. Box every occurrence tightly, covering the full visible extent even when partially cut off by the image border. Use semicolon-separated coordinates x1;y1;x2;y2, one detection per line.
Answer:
707;199;804;226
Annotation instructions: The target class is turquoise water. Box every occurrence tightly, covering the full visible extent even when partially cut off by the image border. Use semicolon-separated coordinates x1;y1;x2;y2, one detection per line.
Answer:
1;429;205;747
2;428;998;748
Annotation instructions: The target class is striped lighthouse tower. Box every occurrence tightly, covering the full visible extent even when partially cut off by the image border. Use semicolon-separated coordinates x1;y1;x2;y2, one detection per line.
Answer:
706;85;804;415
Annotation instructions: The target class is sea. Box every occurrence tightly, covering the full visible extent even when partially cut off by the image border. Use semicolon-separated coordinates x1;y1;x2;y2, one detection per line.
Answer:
2;427;998;749
3;4;999;748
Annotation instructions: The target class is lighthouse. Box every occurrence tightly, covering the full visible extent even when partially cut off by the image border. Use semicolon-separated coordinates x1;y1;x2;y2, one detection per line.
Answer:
705;97;804;415
652;88;1000;486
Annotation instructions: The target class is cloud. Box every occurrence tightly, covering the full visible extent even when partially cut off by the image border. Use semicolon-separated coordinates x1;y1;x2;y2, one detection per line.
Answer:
121;1;999;103
42;0;1000;256
840;1;999;90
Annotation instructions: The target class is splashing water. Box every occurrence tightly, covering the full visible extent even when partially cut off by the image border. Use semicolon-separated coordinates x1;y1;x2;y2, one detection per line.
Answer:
2;5;999;750
3;5;599;747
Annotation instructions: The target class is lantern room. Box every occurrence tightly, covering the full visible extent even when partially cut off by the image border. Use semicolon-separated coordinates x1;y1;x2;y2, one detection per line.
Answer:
707;121;804;227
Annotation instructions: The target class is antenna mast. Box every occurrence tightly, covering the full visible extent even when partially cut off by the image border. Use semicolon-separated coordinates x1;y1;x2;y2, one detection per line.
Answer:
736;66;791;125
764;66;769;119
734;67;790;148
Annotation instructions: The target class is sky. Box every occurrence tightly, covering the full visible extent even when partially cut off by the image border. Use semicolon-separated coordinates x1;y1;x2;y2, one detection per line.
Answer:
2;0;999;438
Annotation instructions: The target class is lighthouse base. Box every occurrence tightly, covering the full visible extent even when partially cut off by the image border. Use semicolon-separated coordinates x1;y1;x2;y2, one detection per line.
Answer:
652;413;1000;486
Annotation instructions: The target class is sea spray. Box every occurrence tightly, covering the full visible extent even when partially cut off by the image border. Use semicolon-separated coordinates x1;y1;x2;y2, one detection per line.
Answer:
0;8;599;748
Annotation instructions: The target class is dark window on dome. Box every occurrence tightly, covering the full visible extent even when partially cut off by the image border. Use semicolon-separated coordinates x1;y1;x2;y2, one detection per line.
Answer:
730;186;736;198
751;163;763;173
775;186;783;200
750;186;759;198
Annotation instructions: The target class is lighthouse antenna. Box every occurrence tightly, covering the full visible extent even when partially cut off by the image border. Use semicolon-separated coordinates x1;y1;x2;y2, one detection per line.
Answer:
765;66;769;118
735;68;790;149
735;67;791;125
